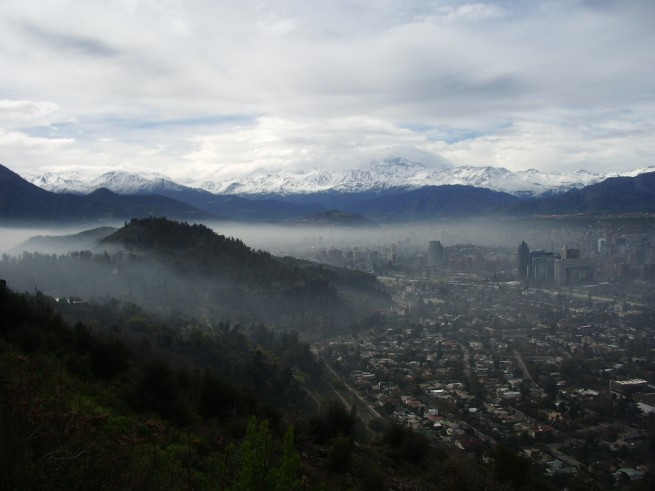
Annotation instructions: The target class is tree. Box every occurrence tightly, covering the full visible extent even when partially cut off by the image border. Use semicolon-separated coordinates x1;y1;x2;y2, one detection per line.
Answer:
229;417;301;490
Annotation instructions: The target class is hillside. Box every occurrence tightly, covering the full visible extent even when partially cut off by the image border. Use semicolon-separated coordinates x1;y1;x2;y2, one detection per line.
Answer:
1;218;390;333
0;280;324;489
14;227;118;255
0;276;533;490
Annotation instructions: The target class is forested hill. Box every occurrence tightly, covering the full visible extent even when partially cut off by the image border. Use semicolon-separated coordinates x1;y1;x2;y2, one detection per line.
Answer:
2;217;390;333
0;280;318;489
102;216;388;303
103;217;273;279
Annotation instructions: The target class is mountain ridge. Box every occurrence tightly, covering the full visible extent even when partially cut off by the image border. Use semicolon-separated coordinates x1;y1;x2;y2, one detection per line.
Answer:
5;162;655;222
27;158;655;198
0;163;217;224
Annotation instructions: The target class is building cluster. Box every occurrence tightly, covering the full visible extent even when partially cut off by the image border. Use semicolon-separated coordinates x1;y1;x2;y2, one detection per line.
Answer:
290;219;655;294
318;272;655;488
516;220;655;285
517;241;595;286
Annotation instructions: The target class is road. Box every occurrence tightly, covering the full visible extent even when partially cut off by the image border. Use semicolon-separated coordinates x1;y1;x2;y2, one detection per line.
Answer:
321;358;383;425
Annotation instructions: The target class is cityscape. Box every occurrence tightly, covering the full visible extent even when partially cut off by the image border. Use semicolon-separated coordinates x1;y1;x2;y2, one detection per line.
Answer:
249;216;655;487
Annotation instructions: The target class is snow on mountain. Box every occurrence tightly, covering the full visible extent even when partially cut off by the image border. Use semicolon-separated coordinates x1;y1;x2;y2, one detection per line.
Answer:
29;170;94;194
195;159;632;196
28;170;188;195
28;159;655;198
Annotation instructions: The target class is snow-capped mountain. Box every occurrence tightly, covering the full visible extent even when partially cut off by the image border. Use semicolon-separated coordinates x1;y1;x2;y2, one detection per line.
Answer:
29;170;190;195
28;159;655;198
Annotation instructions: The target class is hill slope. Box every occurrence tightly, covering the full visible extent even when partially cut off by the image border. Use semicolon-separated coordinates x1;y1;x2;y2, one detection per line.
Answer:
1;217;390;332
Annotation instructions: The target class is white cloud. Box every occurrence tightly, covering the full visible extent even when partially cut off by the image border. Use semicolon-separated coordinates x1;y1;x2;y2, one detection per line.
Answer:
425;3;507;24
0;100;60;120
0;0;653;179
180;116;449;181
437;115;655;174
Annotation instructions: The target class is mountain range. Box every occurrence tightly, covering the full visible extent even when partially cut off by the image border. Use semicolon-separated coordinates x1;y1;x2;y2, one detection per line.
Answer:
0;163;215;224
27;158;655;198
2;161;655;223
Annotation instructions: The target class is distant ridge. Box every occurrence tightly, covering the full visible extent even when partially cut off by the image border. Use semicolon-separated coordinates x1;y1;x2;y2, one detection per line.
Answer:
510;171;655;215
29;158;655;198
31;169;324;222
4;163;655;223
0;163;217;224
15;227;118;254
347;185;520;220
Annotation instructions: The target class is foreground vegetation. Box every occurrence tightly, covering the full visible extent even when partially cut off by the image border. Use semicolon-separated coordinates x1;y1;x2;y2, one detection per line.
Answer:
1;280;565;490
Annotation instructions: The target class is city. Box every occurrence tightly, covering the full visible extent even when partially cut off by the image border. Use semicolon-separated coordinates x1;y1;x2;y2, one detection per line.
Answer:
303;216;655;488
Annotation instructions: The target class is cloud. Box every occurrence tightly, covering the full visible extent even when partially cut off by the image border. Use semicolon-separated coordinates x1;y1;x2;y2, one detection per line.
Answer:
437;114;655;174
423;3;507;24
0;100;61;125
0;0;653;179
181;116;448;181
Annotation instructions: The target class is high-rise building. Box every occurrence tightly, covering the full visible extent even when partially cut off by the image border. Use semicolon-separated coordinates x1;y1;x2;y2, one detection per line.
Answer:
517;241;530;278
530;253;557;285
428;240;444;270
555;257;594;286
561;246;580;260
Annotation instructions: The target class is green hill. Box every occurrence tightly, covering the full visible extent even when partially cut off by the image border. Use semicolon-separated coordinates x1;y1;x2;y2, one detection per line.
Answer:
1;217;390;334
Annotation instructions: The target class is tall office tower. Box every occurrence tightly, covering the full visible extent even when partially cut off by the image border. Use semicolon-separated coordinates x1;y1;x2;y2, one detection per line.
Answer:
517;241;530;278
561;245;580;260
428;240;444;269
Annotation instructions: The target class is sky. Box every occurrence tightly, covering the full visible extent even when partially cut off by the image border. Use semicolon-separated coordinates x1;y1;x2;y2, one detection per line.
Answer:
0;0;654;183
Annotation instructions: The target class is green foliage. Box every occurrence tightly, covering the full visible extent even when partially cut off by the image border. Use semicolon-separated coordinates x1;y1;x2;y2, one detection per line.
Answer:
250;326;322;377
228;417;302;491
71;322;130;380
0;282;311;490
